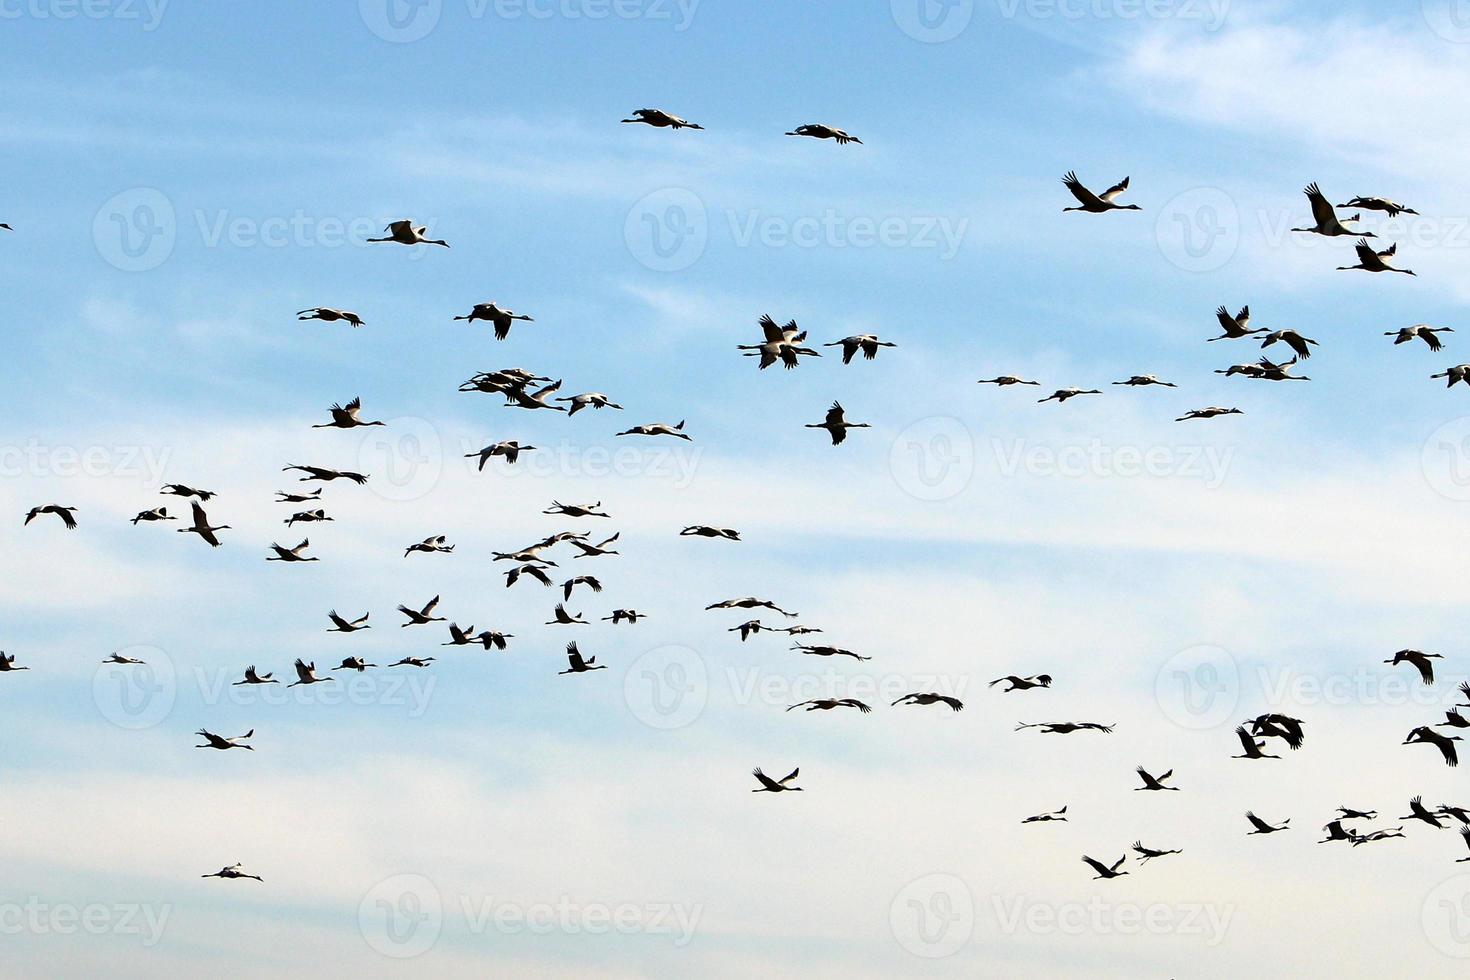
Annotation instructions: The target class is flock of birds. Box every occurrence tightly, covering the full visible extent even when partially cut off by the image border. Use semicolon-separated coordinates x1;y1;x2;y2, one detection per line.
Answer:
5;113;1468;889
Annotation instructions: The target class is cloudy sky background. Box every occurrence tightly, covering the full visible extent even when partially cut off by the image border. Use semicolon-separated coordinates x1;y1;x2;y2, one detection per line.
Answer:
5;1;1470;977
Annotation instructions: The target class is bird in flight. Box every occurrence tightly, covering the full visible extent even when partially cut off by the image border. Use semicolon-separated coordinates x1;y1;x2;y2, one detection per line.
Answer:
1081;855;1129;879
0;652;28;672
1061;171;1140;213
454;302;534;341
201;863;263;882
544;501;611;518
178;501;229;547
404;535;454;557
1037;387;1101;404
622;108;704;130
131;507;173;524
326;610;371;632
297;307;364;328
1176;406;1242;422
1131;841;1182;864
312;397;384;428
680;525;740;540
1337;194;1417;217
546;603;589;626
793;643;870;661
232;666;277;686
333;656;377;673
556;391;623;415
465;440;535;470
398;595;445;627
505;563;554;588
1022;806;1067;824
1209;304;1265;341
806;402;870;445
196;729;254;751
892;692;964;711
825;334;896;364
390;656;436;668
1402;796;1446;828
1134;766;1180;791
1245;811;1290;835
1248;714;1305;751
103;652;147;665
267;539;318;562
617;421;692;440
1016;721;1114;734
284;509;332;528
562;575;602;601
1386;324;1453;351
751;767;804;792
1259;329;1318;360
1113;375;1176;387
602;609;647;625
1292;183;1369;237
1384;649;1443;685
368;219;449;247
558;641;605;674
990;674;1052;692
1232;725;1280;760
978;375;1041;387
162;483;216;501
287;659;332;686
24;505;77;529
707;597;797;617
787;698;872;714
275;488;323;503
786;123;860;144
1431;365;1470;388
1404;726;1462;767
1338;239;1415;275
739;315;822;370
284;464;368;484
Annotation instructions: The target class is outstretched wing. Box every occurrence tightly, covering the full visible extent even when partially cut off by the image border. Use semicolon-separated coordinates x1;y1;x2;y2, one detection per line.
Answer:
1062;171;1103;208
1099;176;1130;203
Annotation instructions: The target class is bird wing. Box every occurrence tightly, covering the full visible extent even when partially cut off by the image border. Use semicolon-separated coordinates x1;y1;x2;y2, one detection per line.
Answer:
752;768;782;790
1353;240;1377;264
1305;183;1335;226
779;767;800;784
759;314;782;342
1099;176;1130;203
1081;856;1110;876
1062;171;1103;208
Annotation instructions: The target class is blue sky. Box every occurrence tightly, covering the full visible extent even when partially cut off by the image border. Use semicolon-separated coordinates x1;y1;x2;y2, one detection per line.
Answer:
6;2;1470;977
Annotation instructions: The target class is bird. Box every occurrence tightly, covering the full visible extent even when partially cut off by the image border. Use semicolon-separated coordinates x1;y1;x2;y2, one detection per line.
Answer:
326;610;371;632
442;623;479;647
824;335;895;364
707;597;797;617
543;501;611;518
1387;324;1453;351
297;308;364;328
1337;195;1417;217
546;603;588;626
977;375;1041;386
103;652;147;665
1338;239;1415;275
196;729;253;751
1061;171;1140;212
475;630;513;651
1021;806;1068;823
1353;827;1406;845
1131;842;1181;864
805;402;870;445
1439;804;1470;825
1112;375;1176;387
1134;766;1180;791
1336;807;1378;821
201;863;263;882
569;533;621;558
1402;796;1447;828
0;652;27;672
454;302;534;341
751;767;803;792
556;392;623;416
267;539;318;562
404;535;454;557
275;489;323;503
1248;714;1305;750
1243;355;1310;382
1209;305;1266;341
892;692;963;711
506;379;568;411
1015;722;1114;734
617;421;691;440
1431;365;1470;388
602;609;646;625
1232;725;1280;760
680;525;740;540
738;315;824;370
465;440;535;470
1439;708;1470;730
312;396;384;428
0;223;10;231
161;484;216;501
1293;183;1369;237
283;464;368;484
1245;811;1290;835
505;563;553;588
1260;329;1318;359
787;698;872;713
622;108;703;129
390;656;436;668
131;507;173;524
989;674;1052;692
24;505;77;528
558;641;604;673
1404;726;1462;767
398;595;445;627
284;509;332;527
232;666;277;686
287;659;332;686
178;501;229;547
1176;407;1242;422
786;123;860;144
368;219;448;247
333;656;377;673
1384;649;1443;685
728;620;768;641
1037;387;1101;404
562;575;602;601
794;643;870;661
1319;821;1359;845
1081;855;1129;879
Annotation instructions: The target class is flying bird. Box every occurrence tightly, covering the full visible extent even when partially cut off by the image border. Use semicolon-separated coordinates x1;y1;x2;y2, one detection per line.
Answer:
1245;811;1290;835
602;609;647;625
404;535;454;557
825;335;895;364
989;674;1052;692
0;652;28;672
546;603;589;625
398;595;445;627
1403;796;1447;828
680;525;740;540
196;729;254;751
1016;722;1114;734
326;610;371;632
266;539;318;562
287;659;333;686
178;501;229;547
805;401;870;445
622;108;704;129
558;641;604;673
787;698;872;714
1431;365;1470;388
454;302;534;341
751;767;803;792
562;575;602;601
786;123;860;144
617;421;692;440
1131;842;1181;864
1260;329;1318;359
1134;766;1180;791
297;308;364;328
312;396;384;428
465;440;535;470
232;666;277;686
201;863;263;882
1404;726;1462;767
24;505;77;529
1337;195;1417;217
1338;239;1415;275
1081;855;1129;879
1387;324;1453;351
1112;375;1176;387
977;375;1042;387
131;507;173;524
1209;305;1265;341
1038;387;1101;404
1232;726;1280;760
1061;171;1140;213
707;597;797;617
162;484;216;501
1293;183;1368;237
892;693;963;711
368;219;448;247
283;464;368;484
1384;649;1443;685
793;643;870;661
556;392;623;415
1176;407;1242;422
103;652;147;665
1022;806;1068;824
